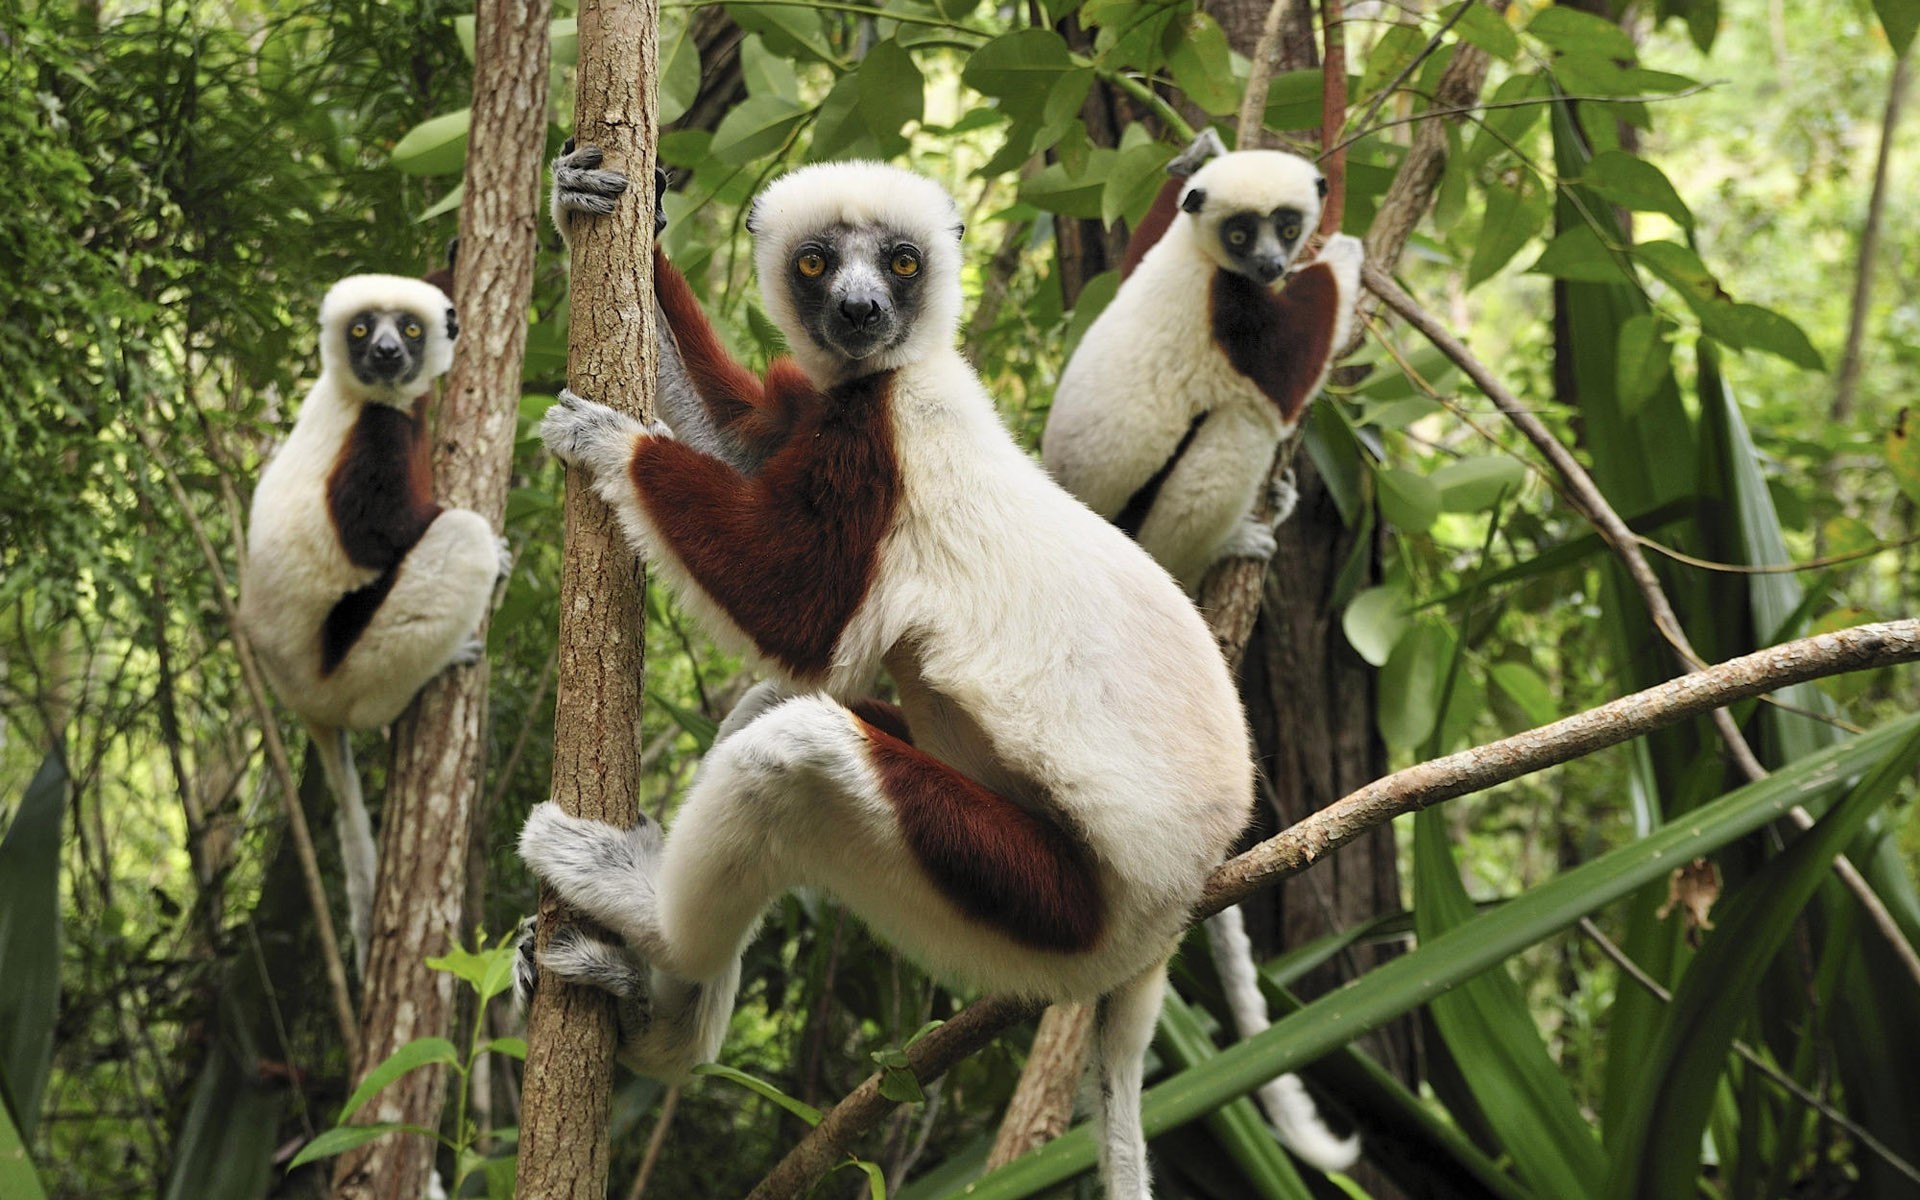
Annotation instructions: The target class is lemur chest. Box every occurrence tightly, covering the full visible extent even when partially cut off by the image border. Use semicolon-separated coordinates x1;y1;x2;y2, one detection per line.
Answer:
324;399;440;571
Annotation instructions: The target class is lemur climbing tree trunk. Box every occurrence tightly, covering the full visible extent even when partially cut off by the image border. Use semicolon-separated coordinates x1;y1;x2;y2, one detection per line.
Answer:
329;3;550;1196
516;0;659;1193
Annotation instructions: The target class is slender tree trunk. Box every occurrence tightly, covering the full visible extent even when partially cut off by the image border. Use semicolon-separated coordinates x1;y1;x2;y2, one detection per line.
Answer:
515;0;660;1191
1832;52;1911;425
330;3;550;1196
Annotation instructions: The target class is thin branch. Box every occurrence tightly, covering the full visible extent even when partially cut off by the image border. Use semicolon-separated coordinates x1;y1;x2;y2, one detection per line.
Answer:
1236;0;1298;148
1833;51;1911;424
1325;82;1718;159
752;619;1920;1198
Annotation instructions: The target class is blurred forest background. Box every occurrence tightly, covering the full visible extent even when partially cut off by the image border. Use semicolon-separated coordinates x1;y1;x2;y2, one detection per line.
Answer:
2;0;1919;1197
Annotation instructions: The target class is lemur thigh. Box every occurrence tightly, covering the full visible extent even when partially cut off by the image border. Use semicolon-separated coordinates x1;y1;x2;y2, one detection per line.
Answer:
325;509;501;729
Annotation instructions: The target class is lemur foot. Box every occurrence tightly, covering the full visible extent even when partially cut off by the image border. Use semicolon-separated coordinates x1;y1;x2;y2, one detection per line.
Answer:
1169;127;1228;177
551;141;669;239
518;801;670;960
450;633;486;668
540;388;666;481
512;915;656;1054
494;535;514;580
1313;233;1365;283
1218;512;1280;565
1269;468;1300;529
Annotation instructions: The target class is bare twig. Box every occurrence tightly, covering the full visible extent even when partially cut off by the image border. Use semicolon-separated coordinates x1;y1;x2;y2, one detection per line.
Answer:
752;619;1920;1198
1833;52;1912;424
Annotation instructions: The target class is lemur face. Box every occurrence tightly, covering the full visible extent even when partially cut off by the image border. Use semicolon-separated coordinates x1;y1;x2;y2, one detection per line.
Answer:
1178;149;1327;287
1207;207;1309;285
782;223;929;364
342;308;437;388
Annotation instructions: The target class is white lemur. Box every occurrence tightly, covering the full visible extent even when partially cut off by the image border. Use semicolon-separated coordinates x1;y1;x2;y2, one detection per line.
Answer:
1042;141;1364;594
1043;137;1364;1173
240;274;508;975
519;156;1254;1199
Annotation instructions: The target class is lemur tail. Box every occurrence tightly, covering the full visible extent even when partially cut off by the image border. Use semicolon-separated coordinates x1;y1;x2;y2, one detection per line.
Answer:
308;720;377;980
1206;905;1361;1173
1093;961;1168;1200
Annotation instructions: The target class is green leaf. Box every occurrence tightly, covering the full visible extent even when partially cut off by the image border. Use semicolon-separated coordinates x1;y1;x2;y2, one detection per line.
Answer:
1443;0;1518;61
962;30;1073;115
659;11;703;126
694;1063;824;1126
741;33;800;102
710;94;809;165
1887;408;1920;507
1580;150;1691;227
725;3;834;64
1378;621;1452;752
390;109;470;176
1614;312;1670;417
1165;12;1237;115
1261;69;1324;133
1632;240;1724;309
339;1038;461;1122
858;39;925;138
1526;6;1637;60
1431;456;1526;512
419;182;463;223
1873;0;1920;55
1468;168;1550;287
483;1036;528;1061
1415;810;1605;1199
1604;726;1920;1200
1704;303;1825;371
426;941;518;1003
1342;585;1410;669
651;690;720;753
288;1123;437;1170
1465;73;1549;168
1529;226;1629;283
1489;661;1557;727
1375;467;1439;532
957;714;1920;1199
1102;141;1175;228
1158;995;1313;1199
0;1084;45;1200
843;1157;888;1200
1020;151;1116;220
0;750;64;1137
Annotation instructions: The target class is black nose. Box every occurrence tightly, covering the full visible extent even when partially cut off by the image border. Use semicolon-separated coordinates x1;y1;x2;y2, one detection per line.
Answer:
1251;255;1286;284
840;295;885;329
370;336;404;363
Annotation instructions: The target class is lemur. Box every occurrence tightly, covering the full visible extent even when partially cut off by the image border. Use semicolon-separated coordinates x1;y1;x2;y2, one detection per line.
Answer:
240;275;508;975
519;155;1254;1199
1042;138;1364;594
1042;134;1364;1173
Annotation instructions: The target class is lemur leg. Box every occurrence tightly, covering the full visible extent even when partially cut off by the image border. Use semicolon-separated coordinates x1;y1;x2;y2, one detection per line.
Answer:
1094;960;1170;1200
331;508;502;729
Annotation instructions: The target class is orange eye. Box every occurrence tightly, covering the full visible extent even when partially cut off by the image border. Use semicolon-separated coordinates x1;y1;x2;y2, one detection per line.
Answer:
796;252;826;278
890;250;920;278
403;321;422;338
350;322;368;338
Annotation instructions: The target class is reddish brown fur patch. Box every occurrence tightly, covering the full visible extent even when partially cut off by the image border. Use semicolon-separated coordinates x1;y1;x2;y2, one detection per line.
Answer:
848;698;913;745
1209;261;1339;422
656;248;811;453
858;719;1104;953
322;396;440;673
1122;178;1185;279
628;369;900;680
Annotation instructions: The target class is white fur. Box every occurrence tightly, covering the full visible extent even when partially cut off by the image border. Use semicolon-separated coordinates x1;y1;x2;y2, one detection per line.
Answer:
1043;151;1363;592
526;164;1256;1197
240;273;497;972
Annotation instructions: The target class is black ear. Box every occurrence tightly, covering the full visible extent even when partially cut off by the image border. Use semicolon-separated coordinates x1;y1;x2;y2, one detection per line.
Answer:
952;221;966;239
745;198;762;236
1180;186;1206;214
445;306;460;341
1316;176;1329;199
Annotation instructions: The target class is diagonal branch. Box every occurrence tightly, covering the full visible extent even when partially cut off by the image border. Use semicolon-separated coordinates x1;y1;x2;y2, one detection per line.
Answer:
751;619;1920;1198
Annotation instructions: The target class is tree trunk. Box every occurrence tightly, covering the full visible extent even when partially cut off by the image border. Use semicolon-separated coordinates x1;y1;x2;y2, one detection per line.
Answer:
330;3;550;1196
514;0;659;1191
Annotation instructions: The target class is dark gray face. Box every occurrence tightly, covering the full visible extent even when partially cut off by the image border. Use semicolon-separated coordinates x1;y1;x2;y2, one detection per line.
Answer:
1215;207;1308;285
344;308;433;387
784;223;928;363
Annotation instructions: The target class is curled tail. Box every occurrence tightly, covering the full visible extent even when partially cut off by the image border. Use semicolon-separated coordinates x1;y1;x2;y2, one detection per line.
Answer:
309;721;377;979
1206;905;1360;1173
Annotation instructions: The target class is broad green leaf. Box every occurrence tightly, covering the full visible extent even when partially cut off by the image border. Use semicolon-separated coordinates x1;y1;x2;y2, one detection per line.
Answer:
957;715;1920;1199
0;750;64;1136
1527;6;1637;61
1102;141;1174;228
1357;24;1427;107
340;1038;460;1122
1580;150;1691;227
1443;0;1518;60
483;1036;528;1061
694;1063;824;1125
1604;726;1920;1200
162;1005;279;1200
0;1097;45;1200
1061;270;1119;361
1465;72;1549;168
1416;810;1604;1199
857;39;925;138
659;11;702;126
1165;12;1237;115
741;34;801;102
962;30;1073;115
1468;168;1550;286
1158;995;1313;1199
1822;518;1879;559
1887;408;1920;506
1489;661;1557;727
1378;621;1452;752
710;94;809;165
1873;0;1919;55
390;109;470;177
1432;456;1526;512
288;1123;436;1170
419;182;463;223
1703;303;1824;370
1529;226;1629;283
427;941;518;1003
1020;151;1115;220
725;2;834;63
1261;69;1324;134
872;1047;927;1103
1632;240;1723;309
1614;312;1670;416
845;1158;888;1200
1375;467;1439;532
1342;584;1409;668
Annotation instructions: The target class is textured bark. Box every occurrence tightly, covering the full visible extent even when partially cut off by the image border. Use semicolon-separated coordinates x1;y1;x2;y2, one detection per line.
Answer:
514;0;659;1192
330;4;550;1197
986;1003;1094;1169
752;617;1920;1200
